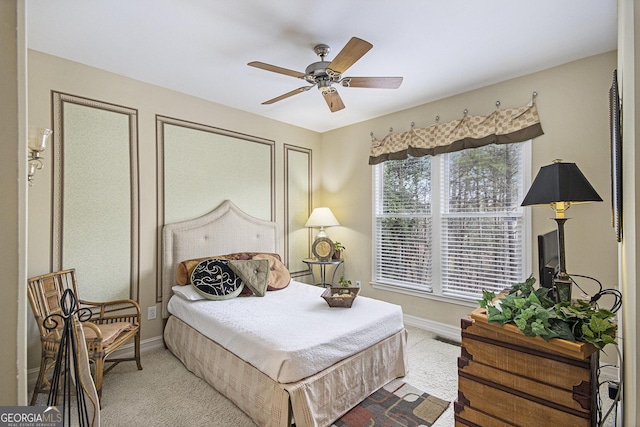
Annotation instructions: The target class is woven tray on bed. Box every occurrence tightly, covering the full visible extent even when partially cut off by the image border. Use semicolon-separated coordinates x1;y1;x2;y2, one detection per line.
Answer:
321;287;360;308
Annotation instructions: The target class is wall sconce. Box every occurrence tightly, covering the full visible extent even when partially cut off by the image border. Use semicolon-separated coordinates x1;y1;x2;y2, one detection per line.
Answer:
521;160;602;302
28;128;52;186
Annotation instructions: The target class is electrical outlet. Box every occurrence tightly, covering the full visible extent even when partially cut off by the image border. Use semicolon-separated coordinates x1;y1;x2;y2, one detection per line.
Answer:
147;306;157;320
355;280;362;287
608;382;619;400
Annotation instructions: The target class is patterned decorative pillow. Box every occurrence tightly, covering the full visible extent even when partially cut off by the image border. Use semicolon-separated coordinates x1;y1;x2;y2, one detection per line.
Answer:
252;253;291;290
176;255;229;286
190;259;244;300
229;259;269;297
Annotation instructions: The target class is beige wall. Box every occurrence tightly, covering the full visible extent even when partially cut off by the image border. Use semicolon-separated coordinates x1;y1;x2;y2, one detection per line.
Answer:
26;50;323;369
321;51;619;328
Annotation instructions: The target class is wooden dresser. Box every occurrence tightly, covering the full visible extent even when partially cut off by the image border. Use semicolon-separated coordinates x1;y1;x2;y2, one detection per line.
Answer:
455;307;599;427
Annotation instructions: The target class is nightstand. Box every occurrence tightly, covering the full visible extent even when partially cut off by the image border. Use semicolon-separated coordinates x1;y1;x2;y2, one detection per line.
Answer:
302;259;343;287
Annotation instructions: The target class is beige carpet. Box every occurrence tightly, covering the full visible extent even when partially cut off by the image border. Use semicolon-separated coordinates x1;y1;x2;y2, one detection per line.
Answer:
34;325;616;426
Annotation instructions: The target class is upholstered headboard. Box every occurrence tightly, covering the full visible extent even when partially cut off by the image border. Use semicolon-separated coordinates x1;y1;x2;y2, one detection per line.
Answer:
161;200;278;318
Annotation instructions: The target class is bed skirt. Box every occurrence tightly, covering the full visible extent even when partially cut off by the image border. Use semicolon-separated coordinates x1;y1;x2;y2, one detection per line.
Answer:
164;315;408;427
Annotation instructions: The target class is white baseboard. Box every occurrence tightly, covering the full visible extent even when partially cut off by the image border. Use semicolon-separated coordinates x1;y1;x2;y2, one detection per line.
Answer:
403;313;461;343
599;364;619;381
27;335;165;388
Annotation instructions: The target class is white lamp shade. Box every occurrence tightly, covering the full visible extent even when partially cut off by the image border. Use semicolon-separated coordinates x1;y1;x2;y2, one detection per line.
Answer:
305;207;340;228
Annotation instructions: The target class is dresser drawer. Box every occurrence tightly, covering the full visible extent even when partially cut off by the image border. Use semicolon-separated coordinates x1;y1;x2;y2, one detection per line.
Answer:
460;336;594;413
457;375;591;427
455;395;513;426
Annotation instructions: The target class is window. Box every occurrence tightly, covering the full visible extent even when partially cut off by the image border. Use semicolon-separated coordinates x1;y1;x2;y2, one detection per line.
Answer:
373;142;530;302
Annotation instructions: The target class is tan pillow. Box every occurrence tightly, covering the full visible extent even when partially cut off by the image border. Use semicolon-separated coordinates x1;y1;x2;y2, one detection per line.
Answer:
252;253;291;290
229;259;269;297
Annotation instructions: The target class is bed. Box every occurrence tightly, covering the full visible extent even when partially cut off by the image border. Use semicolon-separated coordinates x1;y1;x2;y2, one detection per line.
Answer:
161;200;408;427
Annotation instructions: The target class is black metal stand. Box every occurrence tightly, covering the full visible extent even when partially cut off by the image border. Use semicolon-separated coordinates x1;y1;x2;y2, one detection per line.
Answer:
302;258;343;287
44;288;93;426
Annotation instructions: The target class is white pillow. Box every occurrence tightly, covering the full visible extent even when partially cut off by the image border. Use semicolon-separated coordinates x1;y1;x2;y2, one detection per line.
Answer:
172;285;205;301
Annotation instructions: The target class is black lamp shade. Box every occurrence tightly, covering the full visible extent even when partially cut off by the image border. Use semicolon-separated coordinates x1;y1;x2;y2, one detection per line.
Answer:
521;162;602;206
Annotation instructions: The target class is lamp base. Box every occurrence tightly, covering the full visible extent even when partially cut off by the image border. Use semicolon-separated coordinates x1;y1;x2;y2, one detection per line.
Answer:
552;275;572;303
315;229;328;239
551;217;571;303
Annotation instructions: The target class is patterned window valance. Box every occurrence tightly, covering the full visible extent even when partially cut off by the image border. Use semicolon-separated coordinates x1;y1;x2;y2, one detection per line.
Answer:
369;99;544;165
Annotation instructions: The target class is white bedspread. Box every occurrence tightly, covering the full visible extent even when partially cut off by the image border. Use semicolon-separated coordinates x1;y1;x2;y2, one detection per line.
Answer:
167;280;404;383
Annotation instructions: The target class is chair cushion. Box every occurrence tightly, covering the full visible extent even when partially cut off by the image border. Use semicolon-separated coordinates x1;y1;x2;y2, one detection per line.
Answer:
83;321;135;347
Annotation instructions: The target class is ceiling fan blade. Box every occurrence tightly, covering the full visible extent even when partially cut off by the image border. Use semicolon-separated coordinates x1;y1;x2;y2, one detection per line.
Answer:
327;37;373;75
341;77;403;89
262;86;312;105
323;90;345;112
248;61;306;79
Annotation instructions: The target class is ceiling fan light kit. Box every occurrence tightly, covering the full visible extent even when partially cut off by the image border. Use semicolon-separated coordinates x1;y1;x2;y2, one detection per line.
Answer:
248;37;403;112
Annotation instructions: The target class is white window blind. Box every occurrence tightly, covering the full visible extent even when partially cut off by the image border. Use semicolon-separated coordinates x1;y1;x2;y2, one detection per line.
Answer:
440;145;525;297
440;216;523;297
374;142;528;301
374;156;433;290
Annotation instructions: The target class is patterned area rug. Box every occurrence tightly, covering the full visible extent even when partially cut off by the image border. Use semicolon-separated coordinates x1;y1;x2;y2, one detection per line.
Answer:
331;379;450;427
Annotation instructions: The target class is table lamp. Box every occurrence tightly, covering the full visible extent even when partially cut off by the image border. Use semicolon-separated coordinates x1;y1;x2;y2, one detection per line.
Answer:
521;160;602;302
305;207;340;239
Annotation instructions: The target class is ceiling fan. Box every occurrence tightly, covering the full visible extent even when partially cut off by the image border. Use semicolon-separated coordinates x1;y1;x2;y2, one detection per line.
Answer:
248;37;403;112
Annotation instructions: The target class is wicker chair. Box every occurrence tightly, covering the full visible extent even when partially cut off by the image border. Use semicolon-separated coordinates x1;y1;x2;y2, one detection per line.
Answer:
28;268;142;405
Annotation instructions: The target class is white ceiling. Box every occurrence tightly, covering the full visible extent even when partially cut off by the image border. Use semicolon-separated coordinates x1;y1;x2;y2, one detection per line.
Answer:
26;0;617;133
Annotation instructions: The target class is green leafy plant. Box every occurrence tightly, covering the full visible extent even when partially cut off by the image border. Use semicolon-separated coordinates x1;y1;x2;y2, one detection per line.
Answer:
338;275;352;287
478;276;617;350
555;300;618;348
332;242;346;260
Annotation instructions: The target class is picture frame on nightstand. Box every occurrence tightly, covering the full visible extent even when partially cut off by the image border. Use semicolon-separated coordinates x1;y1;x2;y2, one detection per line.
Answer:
312;237;334;261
